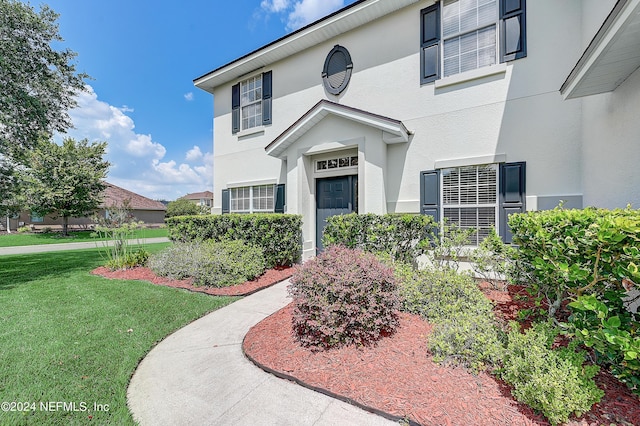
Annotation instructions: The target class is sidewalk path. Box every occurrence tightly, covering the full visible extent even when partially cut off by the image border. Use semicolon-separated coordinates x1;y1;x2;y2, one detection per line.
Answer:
127;279;396;426
0;237;169;256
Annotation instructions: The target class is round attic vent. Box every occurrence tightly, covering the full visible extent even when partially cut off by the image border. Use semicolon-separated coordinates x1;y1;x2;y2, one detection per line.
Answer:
322;45;353;95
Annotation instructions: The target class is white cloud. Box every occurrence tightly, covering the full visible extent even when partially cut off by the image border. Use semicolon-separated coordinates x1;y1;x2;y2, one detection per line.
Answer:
185;145;203;162
60;85;213;200
184;92;194;101
259;0;345;31
261;0;290;13
287;0;345;30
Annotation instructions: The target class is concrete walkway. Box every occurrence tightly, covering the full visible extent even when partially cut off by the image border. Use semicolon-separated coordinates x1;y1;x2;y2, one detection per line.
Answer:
0;237;169;255
127;279;397;426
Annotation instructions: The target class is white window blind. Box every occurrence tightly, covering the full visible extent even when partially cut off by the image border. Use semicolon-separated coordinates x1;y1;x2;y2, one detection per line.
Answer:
442;164;498;245
230;185;274;213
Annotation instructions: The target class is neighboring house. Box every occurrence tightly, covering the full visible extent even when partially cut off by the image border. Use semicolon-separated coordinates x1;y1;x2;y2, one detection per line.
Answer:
6;182;166;231
194;0;640;260
180;191;214;210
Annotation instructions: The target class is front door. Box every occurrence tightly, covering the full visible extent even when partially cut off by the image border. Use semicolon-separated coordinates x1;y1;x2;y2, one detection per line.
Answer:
316;175;357;251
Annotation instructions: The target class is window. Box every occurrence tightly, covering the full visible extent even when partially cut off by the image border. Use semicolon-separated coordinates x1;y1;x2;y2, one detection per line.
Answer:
230;185;274;213
442;164;498;245
420;0;526;84
420;162;525;244
316;155;358;172
30;214;44;223
232;71;272;134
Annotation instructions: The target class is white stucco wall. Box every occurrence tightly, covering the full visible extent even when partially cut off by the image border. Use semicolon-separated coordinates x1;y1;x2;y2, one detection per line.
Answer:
581;66;640;208
206;0;634;251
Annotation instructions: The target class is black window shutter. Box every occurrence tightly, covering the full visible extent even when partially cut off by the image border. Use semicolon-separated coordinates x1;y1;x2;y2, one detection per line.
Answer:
420;3;440;84
232;83;240;134
262;71;272;125
420;170;440;222
274;183;285;213
500;0;527;62
221;189;230;214
499;162;526;243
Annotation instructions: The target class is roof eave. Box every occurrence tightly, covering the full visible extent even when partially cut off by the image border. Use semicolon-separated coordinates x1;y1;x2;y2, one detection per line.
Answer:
265;100;409;159
561;0;640;99
193;0;420;93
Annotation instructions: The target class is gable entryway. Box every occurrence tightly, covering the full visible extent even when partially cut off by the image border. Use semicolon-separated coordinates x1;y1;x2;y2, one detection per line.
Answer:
316;175;358;251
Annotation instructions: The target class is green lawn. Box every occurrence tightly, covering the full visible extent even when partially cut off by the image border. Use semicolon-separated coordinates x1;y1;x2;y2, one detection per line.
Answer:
0;227;168;247
0;244;237;425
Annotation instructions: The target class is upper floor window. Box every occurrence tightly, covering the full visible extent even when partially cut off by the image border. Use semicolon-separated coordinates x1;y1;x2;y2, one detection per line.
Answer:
421;0;526;84
232;71;272;134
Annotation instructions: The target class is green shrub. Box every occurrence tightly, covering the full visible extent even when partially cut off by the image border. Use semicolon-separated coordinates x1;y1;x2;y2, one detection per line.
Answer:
392;263;503;370
509;206;640;318
150;240;266;287
428;312;504;371
567;294;640;395
500;322;604;425
398;266;494;321
469;227;516;289
105;248;149;270
322;213;437;263
165;198;207;217
148;242;200;280
288;245;400;349
166;214;302;268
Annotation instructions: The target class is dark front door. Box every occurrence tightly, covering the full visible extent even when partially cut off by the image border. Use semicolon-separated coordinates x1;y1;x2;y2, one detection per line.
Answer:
316;175;357;251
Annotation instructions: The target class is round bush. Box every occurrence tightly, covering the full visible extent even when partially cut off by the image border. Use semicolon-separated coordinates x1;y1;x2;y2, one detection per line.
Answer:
288;245;400;349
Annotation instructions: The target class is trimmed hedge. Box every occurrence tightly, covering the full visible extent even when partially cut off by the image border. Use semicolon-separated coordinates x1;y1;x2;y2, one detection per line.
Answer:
322;213;437;263
509;207;640;317
166;214;302;267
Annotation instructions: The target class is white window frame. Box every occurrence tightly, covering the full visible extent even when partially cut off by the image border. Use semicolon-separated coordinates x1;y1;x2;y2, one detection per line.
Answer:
240;75;263;131
440;163;498;245
441;0;499;78
230;184;275;213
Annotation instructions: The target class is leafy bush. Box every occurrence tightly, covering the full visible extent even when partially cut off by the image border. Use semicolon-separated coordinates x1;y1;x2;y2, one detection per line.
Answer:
509;206;640;318
92;201;147;270
167;214;302;267
469;227;516;289
428;312;504;371
165;198;208;218
148;242;200;280
322;213;437;263
150;240;266;287
500;322;604;425
105;248;149;270
288;245;400;349
392;262;503;370
567;294;640;394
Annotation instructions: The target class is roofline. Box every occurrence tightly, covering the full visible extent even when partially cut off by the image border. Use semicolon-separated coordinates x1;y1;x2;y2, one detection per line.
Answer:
193;0;368;84
265;99;410;158
560;0;629;95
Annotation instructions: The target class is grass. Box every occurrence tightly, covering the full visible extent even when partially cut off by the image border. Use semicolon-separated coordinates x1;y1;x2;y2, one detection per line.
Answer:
0;227;168;247
0;244;237;425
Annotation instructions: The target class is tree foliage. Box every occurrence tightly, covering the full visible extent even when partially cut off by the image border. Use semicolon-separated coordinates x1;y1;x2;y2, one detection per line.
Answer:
165;198;207;218
0;0;88;160
23;138;109;235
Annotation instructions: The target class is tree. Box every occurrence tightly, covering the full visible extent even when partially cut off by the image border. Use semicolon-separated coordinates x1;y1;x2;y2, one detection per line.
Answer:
165;198;208;218
24;138;110;236
0;0;87;161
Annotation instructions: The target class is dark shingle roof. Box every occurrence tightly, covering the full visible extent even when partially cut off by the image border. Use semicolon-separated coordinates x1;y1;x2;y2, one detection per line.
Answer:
100;183;167;211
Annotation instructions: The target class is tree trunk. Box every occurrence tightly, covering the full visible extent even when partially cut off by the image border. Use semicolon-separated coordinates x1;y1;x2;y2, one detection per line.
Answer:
62;216;69;236
6;216;10;234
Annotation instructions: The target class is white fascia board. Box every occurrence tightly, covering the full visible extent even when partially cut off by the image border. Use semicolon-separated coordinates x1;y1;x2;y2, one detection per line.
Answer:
561;0;640;99
194;0;420;93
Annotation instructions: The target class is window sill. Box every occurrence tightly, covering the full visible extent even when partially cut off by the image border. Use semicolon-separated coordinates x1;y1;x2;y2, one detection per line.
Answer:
237;126;265;139
434;63;507;89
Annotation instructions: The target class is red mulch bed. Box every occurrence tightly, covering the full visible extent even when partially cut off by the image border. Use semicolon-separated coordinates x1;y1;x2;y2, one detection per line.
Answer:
243;283;640;426
90;266;293;296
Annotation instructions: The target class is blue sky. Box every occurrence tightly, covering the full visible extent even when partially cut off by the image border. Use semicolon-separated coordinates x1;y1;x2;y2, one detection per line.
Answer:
40;0;357;200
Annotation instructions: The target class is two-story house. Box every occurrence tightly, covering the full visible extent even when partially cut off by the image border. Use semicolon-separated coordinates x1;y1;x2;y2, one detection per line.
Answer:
194;0;640;260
